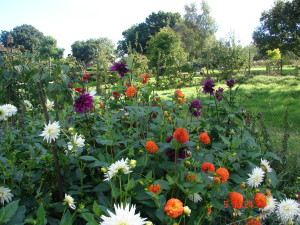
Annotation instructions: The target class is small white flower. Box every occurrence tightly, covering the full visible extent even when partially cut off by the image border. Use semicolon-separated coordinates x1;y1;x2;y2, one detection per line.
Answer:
260;196;277;220
233;209;242;217
261;159;272;173
247;167;265;188
40;121;60;143
188;193;202;203
23;100;32;109
183;206;191;216
64;194;76;210
2;104;17;117
46;99;54;111
0;106;8;121
88;90;96;97
0;186;14;205
67;133;85;152
104;158;131;181
276;198;300;224
100;204;147;225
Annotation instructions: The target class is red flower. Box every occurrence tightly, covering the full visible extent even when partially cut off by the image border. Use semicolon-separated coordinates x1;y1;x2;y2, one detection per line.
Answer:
146;141;159;153
254;193;267;208
139;74;150;84
228;192;244;209
112;92;120;99
74;88;85;93
164;198;184;218
149;184;162;194
82;74;90;81
199;132;211;145
215;168;229;183
201;162;215;174
173;128;189;143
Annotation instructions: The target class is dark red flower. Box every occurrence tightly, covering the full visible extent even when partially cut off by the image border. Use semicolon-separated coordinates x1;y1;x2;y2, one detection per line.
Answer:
73;94;94;113
74;88;86;93
82;74;90;81
112;92;120;99
110;62;130;78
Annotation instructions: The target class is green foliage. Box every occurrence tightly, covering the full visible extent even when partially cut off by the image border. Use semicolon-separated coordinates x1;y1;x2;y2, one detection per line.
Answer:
266;48;281;61
10;24;44;52
146;27;187;68
253;0;300;57
38;36;64;60
0;53;297;224
175;1;217;61
71;38;115;64
210;38;247;78
118;11;182;54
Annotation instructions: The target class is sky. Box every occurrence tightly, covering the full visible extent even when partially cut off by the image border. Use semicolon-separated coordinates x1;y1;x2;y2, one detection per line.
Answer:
0;0;276;56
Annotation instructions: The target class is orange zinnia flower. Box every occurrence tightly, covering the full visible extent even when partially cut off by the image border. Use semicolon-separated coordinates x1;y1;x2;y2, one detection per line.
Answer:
145;141;159;153
186;174;197;182
228;192;244;209
254;193;267;208
125;86;136;97
177;98;186;104
199;132;210;145
215;168;229;183
164;198;184;218
139;74;150;84
201;162;215;174
173;128;189;143
246;217;261;225
149;184;162;194
174;90;184;97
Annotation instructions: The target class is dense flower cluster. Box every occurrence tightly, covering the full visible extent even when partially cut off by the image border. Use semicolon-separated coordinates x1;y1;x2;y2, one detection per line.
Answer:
149;184;162;194
139;74;150;84
189;100;203;117
215;168;229;183
201;162;215;174
173;128;189;143
202;79;216;95
199;132;210;145
110;62;130;78
164;198;184;218
73;93;94;113
100;204;147;225
145;141;159;154
126;86;136;98
228;191;244;209
226;78;235;87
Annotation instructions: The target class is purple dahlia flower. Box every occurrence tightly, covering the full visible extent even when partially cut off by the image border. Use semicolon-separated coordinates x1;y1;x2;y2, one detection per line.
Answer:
110;62;130;78
73;94;94;113
226;78;235;88
165;135;190;161
216;87;224;101
202;79;216;95
189;100;203;117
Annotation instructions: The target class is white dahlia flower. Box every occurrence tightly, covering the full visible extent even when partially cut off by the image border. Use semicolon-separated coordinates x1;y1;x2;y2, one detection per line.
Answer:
40;121;60;143
247;167;265;188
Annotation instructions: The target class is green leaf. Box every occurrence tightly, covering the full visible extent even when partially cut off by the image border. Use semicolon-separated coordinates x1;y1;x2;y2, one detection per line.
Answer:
158;161;174;170
155;179;170;190
59;210;72;225
36;204;47;225
93;201;102;217
79;156;98;161
166;174;174;185
126;178;136;191
0;200;19;223
190;184;206;194
81;213;95;222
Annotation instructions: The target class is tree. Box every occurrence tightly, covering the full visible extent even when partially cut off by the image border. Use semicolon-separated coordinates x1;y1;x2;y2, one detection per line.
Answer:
118;11;182;54
253;0;300;57
174;1;217;61
38;36;64;59
210;37;247;79
0;30;11;47
71;38;115;64
10;24;44;52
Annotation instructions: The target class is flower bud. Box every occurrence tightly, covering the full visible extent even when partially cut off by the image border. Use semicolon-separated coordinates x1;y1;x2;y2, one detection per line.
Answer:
255;189;260;193
183;206;191;216
185;161;191;166
140;181;144;185
68;127;74;133
213;177;221;184
130;160;137;168
240;183;246;189
99;102;104;107
196;146;200;151
232;153;237;157
163;111;169;117
101;168;107;173
229;129;235;135
168;117;172;122
98;111;102;117
267;179;272;184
